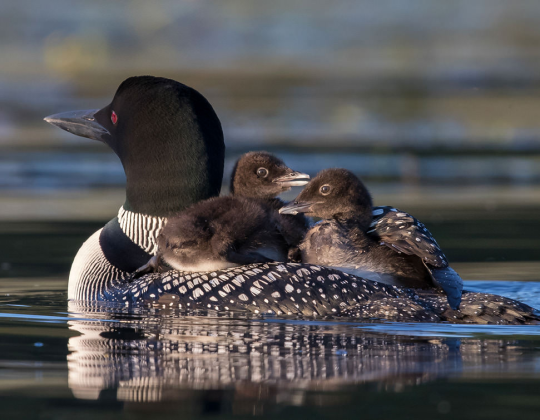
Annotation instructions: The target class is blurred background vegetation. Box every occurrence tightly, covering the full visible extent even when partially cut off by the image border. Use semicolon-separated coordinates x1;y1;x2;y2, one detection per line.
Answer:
1;0;539;278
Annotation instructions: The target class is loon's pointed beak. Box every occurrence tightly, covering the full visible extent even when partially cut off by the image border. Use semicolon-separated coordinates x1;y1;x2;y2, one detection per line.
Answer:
272;172;310;187
279;201;317;215
44;109;109;142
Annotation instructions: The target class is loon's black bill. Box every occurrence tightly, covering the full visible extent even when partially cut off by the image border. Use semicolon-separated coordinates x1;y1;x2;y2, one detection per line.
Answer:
273;172;310;187
44;109;109;142
279;201;315;215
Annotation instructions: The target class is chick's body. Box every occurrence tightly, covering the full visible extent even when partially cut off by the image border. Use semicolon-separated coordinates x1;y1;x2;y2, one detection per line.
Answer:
280;169;463;309
158;196;286;272
301;219;432;287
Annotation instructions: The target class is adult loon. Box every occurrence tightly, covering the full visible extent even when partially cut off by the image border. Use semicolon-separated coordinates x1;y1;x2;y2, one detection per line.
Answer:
132;152;310;275
45;76;225;300
45;76;538;324
280;168;463;309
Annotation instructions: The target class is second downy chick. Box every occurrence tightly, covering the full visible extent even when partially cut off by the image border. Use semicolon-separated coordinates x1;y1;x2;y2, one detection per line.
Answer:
230;151;310;260
280;169;463;309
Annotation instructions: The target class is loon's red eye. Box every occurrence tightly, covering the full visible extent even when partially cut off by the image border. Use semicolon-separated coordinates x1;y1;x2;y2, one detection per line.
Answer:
111;110;118;125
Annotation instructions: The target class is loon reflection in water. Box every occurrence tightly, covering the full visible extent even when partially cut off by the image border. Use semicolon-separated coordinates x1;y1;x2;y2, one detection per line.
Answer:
66;305;540;405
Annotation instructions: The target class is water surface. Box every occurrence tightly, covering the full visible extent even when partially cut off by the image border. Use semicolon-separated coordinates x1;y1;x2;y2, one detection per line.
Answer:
1;272;539;419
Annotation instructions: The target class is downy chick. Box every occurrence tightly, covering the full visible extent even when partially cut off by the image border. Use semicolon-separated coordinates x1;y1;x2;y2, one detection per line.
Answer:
230;151;310;260
280;169;463;309
132;152;309;275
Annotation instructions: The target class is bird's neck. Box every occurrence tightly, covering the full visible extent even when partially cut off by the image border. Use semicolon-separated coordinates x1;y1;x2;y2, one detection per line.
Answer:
123;168;209;217
121;144;223;217
117;206;167;255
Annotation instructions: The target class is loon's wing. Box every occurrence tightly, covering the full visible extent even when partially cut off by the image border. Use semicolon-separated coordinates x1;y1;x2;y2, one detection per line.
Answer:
104;262;442;322
369;206;448;268
369;206;463;309
96;262;539;324
423;265;463;310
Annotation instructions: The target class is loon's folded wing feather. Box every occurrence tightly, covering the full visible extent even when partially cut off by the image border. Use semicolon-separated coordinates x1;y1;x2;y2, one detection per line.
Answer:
369;206;448;268
423;264;463;310
415;289;539;324
369;206;464;309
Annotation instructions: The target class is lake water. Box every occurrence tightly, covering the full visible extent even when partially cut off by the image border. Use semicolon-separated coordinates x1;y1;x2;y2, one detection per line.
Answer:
1;220;539;419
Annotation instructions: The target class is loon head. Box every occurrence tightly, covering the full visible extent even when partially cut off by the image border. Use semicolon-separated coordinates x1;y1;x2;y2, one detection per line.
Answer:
230;151;309;199
280;168;373;229
44;76;225;217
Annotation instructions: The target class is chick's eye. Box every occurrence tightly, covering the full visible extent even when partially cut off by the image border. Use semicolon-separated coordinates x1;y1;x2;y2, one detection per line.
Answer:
320;185;331;195
111;110;118;125
257;167;268;178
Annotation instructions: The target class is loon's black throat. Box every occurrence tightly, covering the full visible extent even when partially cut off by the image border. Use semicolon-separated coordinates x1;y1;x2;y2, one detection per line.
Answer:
113;78;225;217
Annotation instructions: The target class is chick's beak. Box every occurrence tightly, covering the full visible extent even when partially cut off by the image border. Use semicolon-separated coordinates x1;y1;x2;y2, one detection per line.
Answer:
279;201;316;215
272;171;310;187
